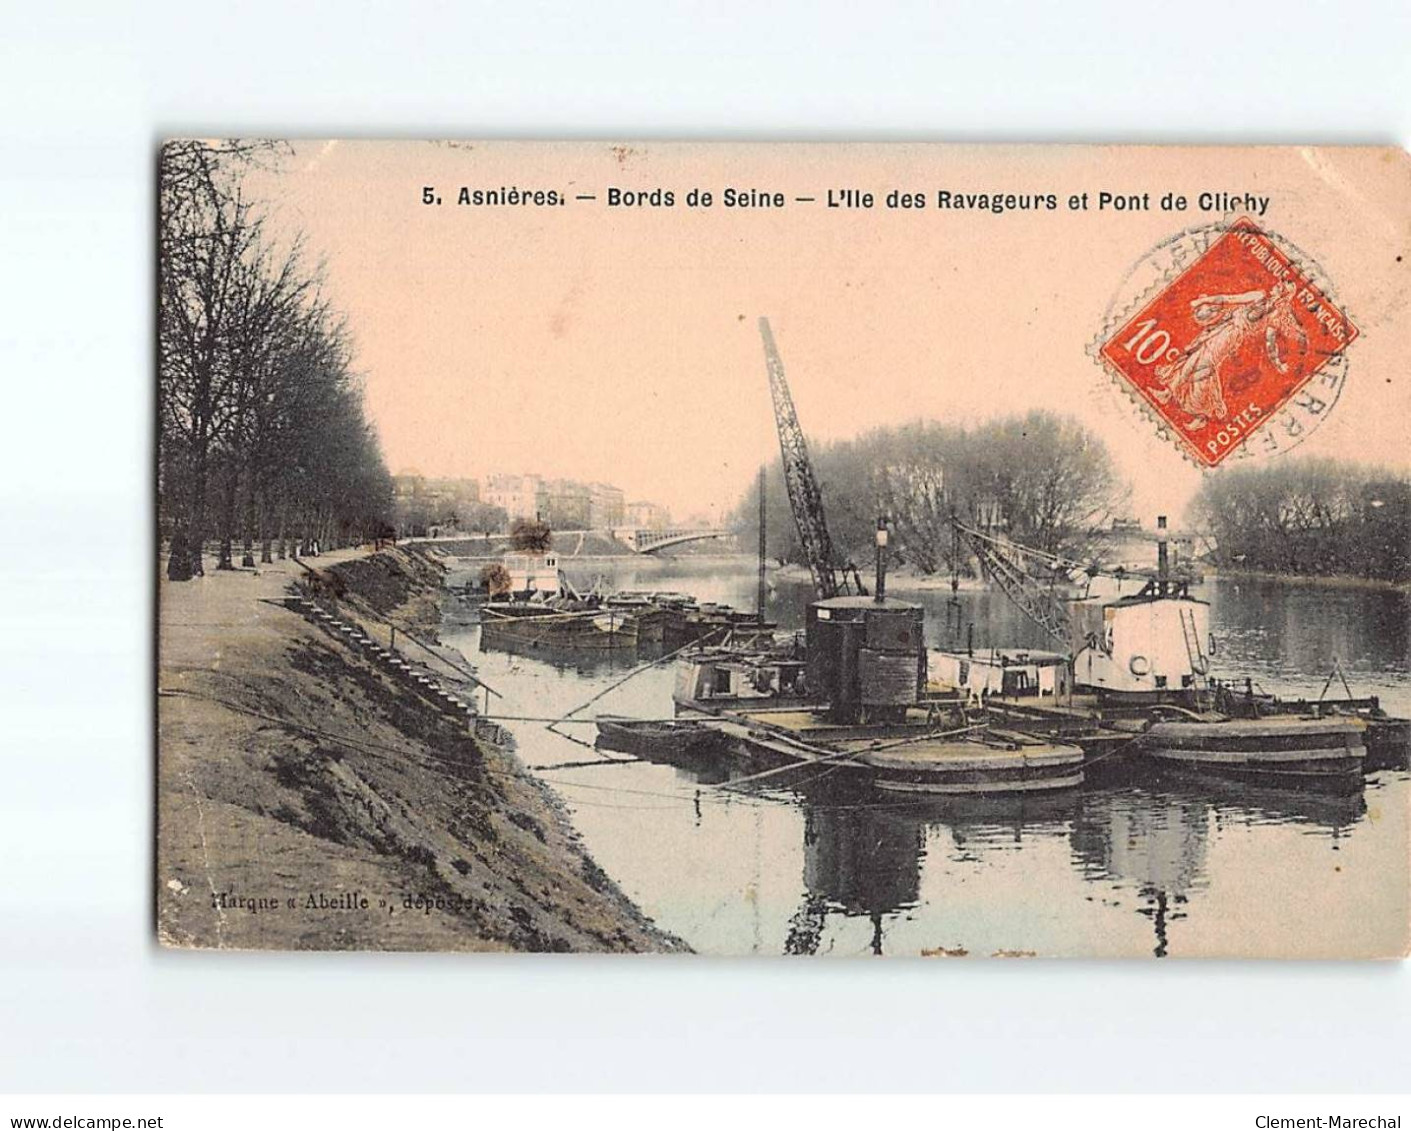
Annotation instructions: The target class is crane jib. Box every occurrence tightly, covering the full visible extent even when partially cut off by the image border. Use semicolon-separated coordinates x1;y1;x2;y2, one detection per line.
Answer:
953;519;1074;646
758;317;847;601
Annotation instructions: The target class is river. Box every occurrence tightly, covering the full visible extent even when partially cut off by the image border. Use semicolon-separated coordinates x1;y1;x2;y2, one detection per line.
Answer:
443;555;1410;958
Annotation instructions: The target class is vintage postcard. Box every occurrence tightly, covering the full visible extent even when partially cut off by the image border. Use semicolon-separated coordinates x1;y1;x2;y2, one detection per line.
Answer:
156;141;1410;957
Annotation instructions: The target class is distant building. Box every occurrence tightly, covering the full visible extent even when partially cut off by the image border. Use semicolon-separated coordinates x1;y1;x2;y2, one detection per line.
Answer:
542;479;592;529
423;477;480;514
485;473;544;521
392;472;481;534
393;469;426;501
483;473;630;530
589;482;625;528
625;500;669;529
1111;517;1143;533
451;477;481;504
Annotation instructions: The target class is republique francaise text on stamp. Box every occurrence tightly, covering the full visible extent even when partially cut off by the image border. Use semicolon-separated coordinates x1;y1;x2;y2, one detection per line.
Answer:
1097;217;1358;467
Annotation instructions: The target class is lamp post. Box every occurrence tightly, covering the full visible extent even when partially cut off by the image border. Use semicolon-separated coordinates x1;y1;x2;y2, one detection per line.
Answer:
874;517;889;603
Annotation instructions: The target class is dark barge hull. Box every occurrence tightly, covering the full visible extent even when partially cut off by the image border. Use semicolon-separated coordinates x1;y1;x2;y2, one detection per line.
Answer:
480;605;637;652
1137;718;1366;792
1146;755;1365;792
631;609;773;652
976;694;1389;784
595;716;726;758
1213;688;1410;771
710;712;1086;796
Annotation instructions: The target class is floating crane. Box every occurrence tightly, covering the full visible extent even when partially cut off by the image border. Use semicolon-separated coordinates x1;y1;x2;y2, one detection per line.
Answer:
951;514;1200;652
758;317;865;599
950;519;1078;646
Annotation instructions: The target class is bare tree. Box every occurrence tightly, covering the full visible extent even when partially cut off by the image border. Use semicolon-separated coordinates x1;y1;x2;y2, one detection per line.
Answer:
732;412;1123;577
1192;459;1410;581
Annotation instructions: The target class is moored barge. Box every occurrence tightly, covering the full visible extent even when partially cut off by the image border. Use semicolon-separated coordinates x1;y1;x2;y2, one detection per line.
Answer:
671;587;1086;796
480;602;638;651
708;708;1085;795
595;715;726;759
1125;715;1366;790
931;518;1404;789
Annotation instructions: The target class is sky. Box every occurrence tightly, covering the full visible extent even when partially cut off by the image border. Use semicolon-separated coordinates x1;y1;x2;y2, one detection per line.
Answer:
244;142;1411;525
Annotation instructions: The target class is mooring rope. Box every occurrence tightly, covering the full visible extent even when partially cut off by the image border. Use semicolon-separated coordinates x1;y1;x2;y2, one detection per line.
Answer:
543;626;731;736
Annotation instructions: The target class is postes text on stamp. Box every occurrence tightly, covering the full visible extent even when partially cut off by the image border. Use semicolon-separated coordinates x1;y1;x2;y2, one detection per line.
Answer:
1098;217;1358;467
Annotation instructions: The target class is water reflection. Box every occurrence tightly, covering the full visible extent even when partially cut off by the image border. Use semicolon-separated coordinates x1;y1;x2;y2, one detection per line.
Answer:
1156;770;1368;831
1210;576;1411;672
1069;789;1208;957
786;776;1371;957
1067;775;1367;956
444;556;1409;957
790;789;1087;955
794;800;922;955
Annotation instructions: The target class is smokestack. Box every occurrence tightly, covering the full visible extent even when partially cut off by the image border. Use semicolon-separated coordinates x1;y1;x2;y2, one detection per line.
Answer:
874;517;889;603
1157;515;1169;581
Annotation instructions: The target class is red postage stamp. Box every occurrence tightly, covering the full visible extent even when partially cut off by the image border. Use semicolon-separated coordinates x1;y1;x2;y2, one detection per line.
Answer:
1099;218;1358;467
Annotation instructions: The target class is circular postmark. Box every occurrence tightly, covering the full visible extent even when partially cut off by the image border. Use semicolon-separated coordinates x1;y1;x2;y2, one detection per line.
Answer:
1090;217;1356;469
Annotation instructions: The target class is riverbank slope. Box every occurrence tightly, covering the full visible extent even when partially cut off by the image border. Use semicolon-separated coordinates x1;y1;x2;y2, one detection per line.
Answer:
156;545;684;952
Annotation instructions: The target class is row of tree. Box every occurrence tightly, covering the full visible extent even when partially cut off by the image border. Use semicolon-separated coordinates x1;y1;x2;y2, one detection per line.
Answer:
159;141;393;579
734;411;1125;576
1191;459;1411;582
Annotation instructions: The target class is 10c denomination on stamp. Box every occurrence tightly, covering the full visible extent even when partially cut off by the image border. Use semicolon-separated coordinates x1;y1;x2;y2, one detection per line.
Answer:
1098;217;1359;467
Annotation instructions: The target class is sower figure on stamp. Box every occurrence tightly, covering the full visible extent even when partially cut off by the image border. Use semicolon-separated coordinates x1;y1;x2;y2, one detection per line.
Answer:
1151;280;1309;431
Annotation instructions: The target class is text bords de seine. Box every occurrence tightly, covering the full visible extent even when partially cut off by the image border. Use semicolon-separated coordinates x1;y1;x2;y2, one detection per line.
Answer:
425;185;1271;216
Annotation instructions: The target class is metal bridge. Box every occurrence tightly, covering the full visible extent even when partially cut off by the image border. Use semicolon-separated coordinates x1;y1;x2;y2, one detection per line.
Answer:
614;527;735;554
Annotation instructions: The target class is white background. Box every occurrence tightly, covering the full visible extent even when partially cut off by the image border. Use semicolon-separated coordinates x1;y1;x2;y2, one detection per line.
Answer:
1;0;1408;1095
